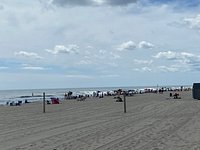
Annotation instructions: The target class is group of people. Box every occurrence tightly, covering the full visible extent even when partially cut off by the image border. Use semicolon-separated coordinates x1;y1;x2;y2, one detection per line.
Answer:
170;92;181;99
6;99;30;106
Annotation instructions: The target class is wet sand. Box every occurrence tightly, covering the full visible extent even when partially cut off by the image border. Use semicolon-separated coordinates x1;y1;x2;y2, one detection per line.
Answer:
1;91;200;150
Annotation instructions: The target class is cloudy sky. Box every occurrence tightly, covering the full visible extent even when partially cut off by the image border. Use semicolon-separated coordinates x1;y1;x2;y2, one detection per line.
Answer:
0;0;200;89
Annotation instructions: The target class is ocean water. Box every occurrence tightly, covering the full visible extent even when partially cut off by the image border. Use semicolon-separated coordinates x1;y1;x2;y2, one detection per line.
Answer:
0;85;191;105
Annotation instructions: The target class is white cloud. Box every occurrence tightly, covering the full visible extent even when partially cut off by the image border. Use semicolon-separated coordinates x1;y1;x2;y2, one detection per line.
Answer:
158;65;179;72
46;45;79;55
134;67;152;72
153;51;200;71
15;51;43;59
183;14;200;30
20;64;47;70
65;74;93;79
153;51;177;59
142;67;152;72
22;66;46;70
138;41;154;49
117;41;137;51
117;41;154;51
77;60;92;65
180;52;195;58
134;59;153;65
154;51;200;61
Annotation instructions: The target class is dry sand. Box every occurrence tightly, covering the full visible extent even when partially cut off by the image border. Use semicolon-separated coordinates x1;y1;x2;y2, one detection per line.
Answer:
1;91;200;150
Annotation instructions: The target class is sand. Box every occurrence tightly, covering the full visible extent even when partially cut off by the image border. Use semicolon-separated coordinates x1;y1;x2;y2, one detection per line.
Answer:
1;91;200;150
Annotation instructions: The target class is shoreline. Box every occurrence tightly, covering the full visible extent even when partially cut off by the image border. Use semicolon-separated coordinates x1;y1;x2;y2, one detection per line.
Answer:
0;85;192;106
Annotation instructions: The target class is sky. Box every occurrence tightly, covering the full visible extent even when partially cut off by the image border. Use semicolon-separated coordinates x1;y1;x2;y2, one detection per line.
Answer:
1;0;200;90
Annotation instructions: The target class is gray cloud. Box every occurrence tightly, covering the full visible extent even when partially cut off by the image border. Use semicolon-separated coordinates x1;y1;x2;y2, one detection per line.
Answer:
52;0;137;7
106;0;137;6
52;0;92;6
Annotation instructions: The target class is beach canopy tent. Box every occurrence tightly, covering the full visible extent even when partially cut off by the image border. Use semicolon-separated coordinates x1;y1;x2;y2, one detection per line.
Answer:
51;98;59;104
193;83;200;100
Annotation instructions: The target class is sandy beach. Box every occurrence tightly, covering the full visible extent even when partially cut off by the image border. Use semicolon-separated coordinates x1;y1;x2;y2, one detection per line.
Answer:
1;90;200;150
